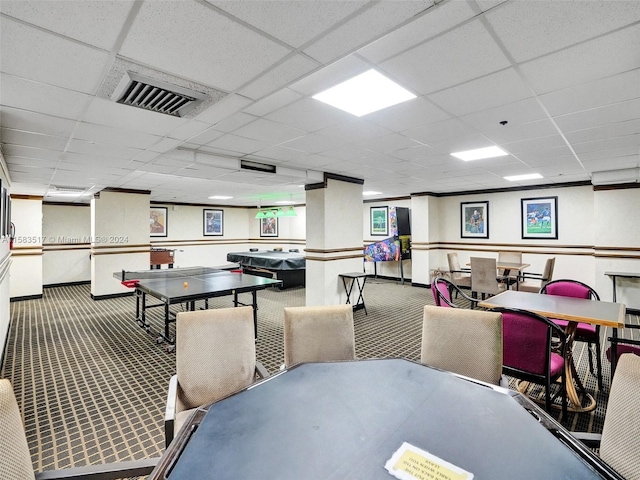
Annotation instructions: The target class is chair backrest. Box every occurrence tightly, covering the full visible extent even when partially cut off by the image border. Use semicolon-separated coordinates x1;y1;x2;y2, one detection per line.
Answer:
176;306;257;411
446;252;463;280
421;305;503;385
470;257;501;295
431;277;453;308
541;257;555;285
498;251;522;264
600;353;640;480
0;379;37;480
541;279;599;300
284;305;355;368
501;308;564;376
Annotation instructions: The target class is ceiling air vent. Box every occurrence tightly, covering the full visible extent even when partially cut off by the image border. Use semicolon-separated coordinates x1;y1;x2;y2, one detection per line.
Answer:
112;71;209;117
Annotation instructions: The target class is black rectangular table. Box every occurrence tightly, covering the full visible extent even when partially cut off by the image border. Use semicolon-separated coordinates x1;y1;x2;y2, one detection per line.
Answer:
339;272;368;314
226;250;305;288
115;267;281;349
148;359;622;480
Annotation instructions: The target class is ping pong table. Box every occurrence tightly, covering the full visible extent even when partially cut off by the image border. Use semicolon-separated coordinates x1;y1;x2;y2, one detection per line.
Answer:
115;267;282;350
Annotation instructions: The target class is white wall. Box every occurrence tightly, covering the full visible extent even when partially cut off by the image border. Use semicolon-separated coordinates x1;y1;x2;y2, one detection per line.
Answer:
0;155;11;361
9;197;43;299
42;204;91;285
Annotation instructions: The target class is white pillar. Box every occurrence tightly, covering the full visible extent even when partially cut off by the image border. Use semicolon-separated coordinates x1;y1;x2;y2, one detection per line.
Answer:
305;175;363;306
9;195;43;299
91;189;150;299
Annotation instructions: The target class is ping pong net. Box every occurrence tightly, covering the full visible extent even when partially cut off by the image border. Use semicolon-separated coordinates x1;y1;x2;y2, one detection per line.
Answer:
117;267;228;288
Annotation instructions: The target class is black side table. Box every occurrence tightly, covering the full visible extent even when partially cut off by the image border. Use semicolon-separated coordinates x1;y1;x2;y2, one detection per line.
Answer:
339;272;368;314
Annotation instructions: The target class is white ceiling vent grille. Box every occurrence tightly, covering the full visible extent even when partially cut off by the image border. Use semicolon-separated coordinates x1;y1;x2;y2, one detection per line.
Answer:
113;72;208;117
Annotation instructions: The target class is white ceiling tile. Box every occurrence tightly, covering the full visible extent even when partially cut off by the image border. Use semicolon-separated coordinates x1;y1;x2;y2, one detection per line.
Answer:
7;157;58;169
0;0;135;50
82;97;184;136
486;0;640;63
364;97;450;132
1;144;64;162
317;119;392;143
502;134;568;155
288;55;371;96
244;89;303;117
207;133;271;154
265;98;353;132
582;155;639;173
0;18;110;94
357;0;473;63
483;119;559;145
251;145;307;162
391;145;436;162
280;133;345;154
572;133;640;154
520;23;640;94
211;112;257;134
303;1;433;64
194;94;253;124
74;122;162;150
186;129;225;147
0;128;67;151
233;119;307;144
67;139;142;159
539;69;640;117
516;145;575;163
0;73;91;119
319;144;375;161
564;119;640;145
428;68;533;116
427;133;499;155
238;54;319;100
0;107;76;137
209;0;368;48
354;133;419;153
147;137;185;153
554;98;640;133
167;120;211;142
403;118;477;145
120;1;291;91
383;19;511;95
460;97;549;131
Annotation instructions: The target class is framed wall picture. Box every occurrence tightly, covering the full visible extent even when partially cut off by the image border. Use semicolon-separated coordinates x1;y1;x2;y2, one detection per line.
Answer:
260;217;278;237
370;206;388;236
521;196;558;239
150;206;168;237
203;209;224;236
461;201;489;239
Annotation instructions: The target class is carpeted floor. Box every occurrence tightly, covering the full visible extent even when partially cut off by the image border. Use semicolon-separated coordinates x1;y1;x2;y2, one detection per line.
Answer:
2;278;637;475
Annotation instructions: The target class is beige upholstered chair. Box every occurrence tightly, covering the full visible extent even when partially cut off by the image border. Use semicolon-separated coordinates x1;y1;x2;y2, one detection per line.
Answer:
517;257;555;293
498;251;522;288
283;305;355;368
447;252;471;291
574;353;640;480
470;257;507;299
0;379;158;480
421;305;503;385
165;306;268;447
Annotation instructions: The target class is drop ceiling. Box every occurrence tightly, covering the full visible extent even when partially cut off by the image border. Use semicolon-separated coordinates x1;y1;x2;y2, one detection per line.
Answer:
1;0;639;206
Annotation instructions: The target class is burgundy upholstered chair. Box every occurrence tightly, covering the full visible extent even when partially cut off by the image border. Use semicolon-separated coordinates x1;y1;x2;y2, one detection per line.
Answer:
499;307;568;417
432;277;479;309
606;324;640;377
540;279;603;389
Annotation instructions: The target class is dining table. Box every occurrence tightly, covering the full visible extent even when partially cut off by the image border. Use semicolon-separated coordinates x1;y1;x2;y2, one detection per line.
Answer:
147;359;623;480
479;290;626;412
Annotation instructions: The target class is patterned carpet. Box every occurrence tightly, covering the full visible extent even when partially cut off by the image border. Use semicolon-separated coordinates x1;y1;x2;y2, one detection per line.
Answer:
2;278;637;476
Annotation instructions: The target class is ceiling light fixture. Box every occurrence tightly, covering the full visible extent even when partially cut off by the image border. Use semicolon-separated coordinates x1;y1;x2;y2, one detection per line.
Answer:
504;173;543;181
208;195;233;200
363;191;382;196
451;146;508;161
312;69;416;117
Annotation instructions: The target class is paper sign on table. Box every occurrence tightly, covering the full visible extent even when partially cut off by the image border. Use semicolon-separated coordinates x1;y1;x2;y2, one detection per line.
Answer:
385;442;473;480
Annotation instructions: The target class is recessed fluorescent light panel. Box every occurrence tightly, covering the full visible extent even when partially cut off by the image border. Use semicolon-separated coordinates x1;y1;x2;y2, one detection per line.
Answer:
504;173;543;181
363;191;382;196
312;69;416;117
208;195;233;200
451;146;508;161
